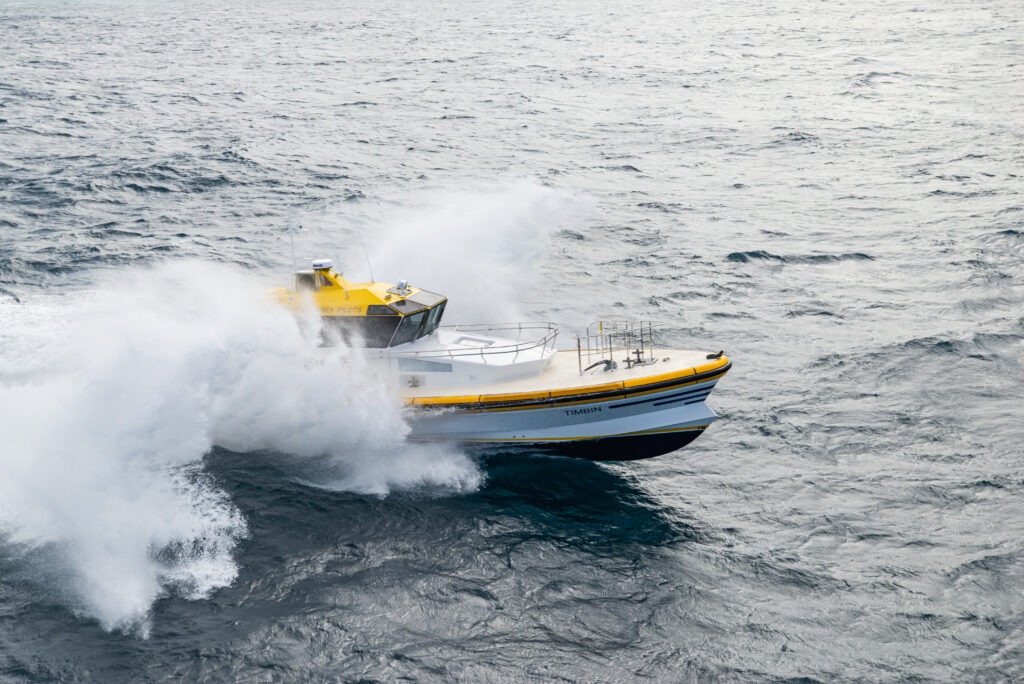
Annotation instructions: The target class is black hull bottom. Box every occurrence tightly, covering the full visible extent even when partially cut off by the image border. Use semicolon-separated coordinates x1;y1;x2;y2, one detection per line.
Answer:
469;428;707;462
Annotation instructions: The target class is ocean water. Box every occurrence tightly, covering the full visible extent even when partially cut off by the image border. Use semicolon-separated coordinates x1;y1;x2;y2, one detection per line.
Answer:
1;0;1023;680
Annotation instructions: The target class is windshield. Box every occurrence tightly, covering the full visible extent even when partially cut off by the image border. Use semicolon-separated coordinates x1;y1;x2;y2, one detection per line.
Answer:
390;310;427;346
423;301;446;336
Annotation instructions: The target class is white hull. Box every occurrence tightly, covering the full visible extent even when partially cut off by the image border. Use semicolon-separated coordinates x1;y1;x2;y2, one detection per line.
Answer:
399;349;729;460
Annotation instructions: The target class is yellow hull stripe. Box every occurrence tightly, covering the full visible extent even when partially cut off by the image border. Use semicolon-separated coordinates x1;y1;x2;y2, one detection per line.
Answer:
405;357;730;411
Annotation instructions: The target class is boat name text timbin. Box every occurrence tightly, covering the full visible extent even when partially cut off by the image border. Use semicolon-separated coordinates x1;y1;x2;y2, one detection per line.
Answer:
565;406;603;416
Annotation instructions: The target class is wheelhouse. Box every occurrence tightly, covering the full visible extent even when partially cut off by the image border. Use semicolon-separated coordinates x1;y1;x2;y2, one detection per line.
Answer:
276;260;448;348
328;288;447;347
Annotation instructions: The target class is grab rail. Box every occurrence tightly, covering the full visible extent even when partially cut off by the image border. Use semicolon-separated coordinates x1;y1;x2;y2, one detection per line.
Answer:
385;322;559;364
574;320;661;375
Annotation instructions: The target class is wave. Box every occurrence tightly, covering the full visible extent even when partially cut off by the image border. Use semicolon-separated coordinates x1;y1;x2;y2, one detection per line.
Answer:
0;262;481;634
637;201;694;214
768;130;821;147
897;332;1022;361
785;308;843;319
726;250;874;264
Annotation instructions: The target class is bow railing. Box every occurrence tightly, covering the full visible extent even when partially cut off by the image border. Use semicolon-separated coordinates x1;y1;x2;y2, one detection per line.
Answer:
574;321;661;375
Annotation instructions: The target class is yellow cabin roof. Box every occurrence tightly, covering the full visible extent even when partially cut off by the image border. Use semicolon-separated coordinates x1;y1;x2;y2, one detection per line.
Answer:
273;266;447;318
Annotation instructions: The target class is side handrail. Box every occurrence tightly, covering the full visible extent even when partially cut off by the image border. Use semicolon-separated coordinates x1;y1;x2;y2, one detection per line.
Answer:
384;322;559;363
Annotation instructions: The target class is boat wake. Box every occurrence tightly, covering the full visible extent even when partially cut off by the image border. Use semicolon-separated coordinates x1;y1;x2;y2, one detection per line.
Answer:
0;262;481;635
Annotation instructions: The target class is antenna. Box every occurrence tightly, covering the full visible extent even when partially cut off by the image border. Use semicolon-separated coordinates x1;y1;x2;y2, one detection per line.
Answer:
286;208;298;274
285;209;307;290
355;224;374;282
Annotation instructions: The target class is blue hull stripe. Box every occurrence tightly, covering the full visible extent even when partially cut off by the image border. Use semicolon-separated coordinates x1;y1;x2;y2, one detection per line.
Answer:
609;384;714;410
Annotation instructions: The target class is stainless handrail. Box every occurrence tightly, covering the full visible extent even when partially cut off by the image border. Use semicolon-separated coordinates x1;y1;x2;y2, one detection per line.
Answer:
384;322;559;364
574;320;662;375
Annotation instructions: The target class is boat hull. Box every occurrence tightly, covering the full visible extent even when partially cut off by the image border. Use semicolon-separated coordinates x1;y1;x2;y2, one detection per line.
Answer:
511;427;707;461
405;362;728;461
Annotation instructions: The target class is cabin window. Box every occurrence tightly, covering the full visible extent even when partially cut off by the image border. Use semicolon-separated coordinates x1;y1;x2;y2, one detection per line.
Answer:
295;272;317;291
390;310;427;346
324;316;401;348
316;273;333;288
423;301;446;336
398;358;452;373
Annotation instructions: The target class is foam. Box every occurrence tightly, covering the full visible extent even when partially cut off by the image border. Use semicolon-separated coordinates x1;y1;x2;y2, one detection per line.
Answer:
0;261;481;634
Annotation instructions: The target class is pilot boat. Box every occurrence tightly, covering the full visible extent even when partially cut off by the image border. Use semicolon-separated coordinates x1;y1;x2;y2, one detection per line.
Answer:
274;259;732;461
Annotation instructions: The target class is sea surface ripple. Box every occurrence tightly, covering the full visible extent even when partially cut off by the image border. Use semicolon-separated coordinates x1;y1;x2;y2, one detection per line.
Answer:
1;0;1023;681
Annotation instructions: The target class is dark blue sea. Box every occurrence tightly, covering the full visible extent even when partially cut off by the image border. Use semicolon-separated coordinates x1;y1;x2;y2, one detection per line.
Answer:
1;0;1023;680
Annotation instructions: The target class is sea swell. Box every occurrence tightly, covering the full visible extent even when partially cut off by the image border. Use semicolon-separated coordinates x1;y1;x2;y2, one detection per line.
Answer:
1;0;1023;679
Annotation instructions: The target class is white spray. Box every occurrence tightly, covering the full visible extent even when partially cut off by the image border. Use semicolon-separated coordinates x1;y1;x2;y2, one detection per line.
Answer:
319;179;596;323
0;261;480;635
